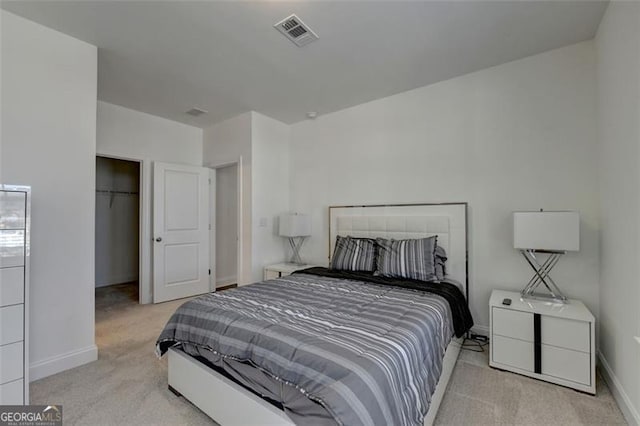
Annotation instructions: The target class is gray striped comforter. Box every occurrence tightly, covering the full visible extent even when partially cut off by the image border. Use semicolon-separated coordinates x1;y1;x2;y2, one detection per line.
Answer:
156;273;455;426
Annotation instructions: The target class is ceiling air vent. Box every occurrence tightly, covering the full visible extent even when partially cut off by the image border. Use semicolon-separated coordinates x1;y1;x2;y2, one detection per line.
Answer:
274;14;319;47
186;107;208;117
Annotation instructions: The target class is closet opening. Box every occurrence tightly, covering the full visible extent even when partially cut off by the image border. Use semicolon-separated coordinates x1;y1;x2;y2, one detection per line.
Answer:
213;162;239;290
95;156;142;310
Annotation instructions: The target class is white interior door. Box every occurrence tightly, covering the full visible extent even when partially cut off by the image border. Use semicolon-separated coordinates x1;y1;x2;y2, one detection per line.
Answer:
636;330;640;413
153;162;210;303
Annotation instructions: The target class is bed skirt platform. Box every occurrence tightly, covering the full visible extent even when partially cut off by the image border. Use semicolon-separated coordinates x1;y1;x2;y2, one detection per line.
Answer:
424;336;462;425
167;336;463;426
168;348;295;426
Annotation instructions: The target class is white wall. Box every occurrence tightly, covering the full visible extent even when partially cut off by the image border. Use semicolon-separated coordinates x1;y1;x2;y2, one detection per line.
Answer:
215;164;238;286
595;2;640;424
96;101;203;303
1;10;98;379
251;113;290;282
204;112;252;285
95;157;140;287
289;42;599;331
204;112;290;284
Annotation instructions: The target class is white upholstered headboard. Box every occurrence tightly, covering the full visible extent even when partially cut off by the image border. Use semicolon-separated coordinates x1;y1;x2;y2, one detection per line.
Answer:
329;203;468;299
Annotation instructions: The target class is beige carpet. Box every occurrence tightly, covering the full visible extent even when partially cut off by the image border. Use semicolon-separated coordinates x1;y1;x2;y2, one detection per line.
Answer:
30;283;627;425
435;347;626;425
32;283;213;425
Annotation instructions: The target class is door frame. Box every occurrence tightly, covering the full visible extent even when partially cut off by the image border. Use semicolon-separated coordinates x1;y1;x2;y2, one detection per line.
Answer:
207;158;243;289
208;168;216;292
94;154;145;304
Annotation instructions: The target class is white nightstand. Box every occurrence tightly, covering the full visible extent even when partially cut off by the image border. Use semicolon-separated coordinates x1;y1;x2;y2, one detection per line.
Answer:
263;263;313;281
489;290;595;394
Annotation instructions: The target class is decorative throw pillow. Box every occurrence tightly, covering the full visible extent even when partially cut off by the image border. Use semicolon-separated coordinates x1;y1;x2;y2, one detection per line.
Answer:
330;236;377;272
435;246;447;281
375;236;438;282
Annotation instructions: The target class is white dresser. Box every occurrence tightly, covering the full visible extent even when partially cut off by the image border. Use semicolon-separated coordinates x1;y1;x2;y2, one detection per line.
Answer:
0;185;30;404
489;290;595;394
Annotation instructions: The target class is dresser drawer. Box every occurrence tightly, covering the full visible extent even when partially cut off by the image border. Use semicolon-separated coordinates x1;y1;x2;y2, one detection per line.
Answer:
541;316;590;353
492;307;533;341
0;191;26;230
0;230;25;268
541;344;591;385
0;378;23;404
0;267;24;307
0;342;23;384
0;304;24;345
492;335;534;372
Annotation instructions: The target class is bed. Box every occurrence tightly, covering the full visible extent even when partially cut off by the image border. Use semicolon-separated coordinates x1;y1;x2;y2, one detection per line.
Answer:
157;203;472;426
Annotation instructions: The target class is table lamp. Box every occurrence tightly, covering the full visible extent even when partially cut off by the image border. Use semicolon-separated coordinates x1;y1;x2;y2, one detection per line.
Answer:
513;210;580;303
279;213;311;265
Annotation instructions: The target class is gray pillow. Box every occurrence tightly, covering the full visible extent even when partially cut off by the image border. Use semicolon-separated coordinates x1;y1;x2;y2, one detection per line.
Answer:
375;236;438;282
330;236;377;272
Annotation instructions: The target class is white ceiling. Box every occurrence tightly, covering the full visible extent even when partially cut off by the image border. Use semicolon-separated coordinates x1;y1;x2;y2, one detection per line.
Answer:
1;1;608;127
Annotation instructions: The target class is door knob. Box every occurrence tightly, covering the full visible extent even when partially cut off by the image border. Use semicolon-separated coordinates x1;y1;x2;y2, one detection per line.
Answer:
155;237;162;242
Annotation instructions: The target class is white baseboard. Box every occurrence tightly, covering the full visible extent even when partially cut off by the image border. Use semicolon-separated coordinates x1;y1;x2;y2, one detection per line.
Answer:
30;344;98;382
598;351;640;426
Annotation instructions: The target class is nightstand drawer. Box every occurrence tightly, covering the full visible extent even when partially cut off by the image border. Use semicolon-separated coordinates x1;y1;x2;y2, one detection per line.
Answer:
541;316;590;353
0;342;23;384
542;344;591;385
264;270;281;280
264;264;312;281
492;335;534;372
490;290;595;394
0;304;24;345
492;307;533;341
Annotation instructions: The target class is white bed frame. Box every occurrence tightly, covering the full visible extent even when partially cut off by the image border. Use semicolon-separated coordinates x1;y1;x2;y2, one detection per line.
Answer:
168;202;468;426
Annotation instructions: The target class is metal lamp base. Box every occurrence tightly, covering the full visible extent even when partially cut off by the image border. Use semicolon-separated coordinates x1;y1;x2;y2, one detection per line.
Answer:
286;236;308;265
520;249;568;304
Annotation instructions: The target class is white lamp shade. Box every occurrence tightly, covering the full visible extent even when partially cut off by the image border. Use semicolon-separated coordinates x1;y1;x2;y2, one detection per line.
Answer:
513;211;580;251
279;213;311;237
